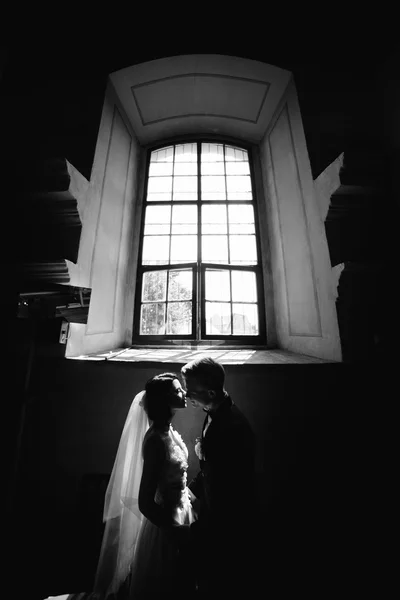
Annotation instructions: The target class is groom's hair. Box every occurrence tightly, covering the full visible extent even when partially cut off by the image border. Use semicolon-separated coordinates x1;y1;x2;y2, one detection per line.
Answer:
181;357;226;394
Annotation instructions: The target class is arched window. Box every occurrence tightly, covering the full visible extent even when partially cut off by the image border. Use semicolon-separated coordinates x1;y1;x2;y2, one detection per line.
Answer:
133;141;266;344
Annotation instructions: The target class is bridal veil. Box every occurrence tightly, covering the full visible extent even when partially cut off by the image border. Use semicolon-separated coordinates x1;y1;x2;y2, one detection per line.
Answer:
94;390;149;598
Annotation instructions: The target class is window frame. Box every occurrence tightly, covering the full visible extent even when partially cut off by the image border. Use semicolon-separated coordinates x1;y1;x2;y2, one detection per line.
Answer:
132;138;267;346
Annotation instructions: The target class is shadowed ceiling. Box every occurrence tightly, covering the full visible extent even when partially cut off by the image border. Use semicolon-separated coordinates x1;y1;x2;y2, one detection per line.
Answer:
109;55;292;145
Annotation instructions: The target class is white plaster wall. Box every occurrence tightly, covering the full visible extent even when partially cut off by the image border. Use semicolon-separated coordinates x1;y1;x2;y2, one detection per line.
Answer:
66;82;142;357
252;148;277;347
314;153;345;302
314;152;344;222
259;79;342;361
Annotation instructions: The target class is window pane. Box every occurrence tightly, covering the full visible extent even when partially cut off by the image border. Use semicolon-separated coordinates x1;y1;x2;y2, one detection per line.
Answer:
174;143;197;162
205;269;230;301
167;302;192;335
225;146;248;161
226;175;252;194
174;162;197;176
142;271;167;302
173;175;198;201
202;176;226;195
202;192;227;201
147;176;173;194
173;176;197;195
168;269;192;301
140;303;166;335
232;303;259;335
201;204;227;234
201;143;224;162
229;235;257;264
142;236;170;265
201;161;225;175
228;204;255;234
231;271;257;302
147;192;174;202
202;235;228;263
173;192;198;201
201;173;227;199
227;191;253;201
144;205;171;235
225;161;250;175
147;174;173;201
149;162;174;176
151;146;174;162
170;235;197;263
172;205;197;234
206;302;231;334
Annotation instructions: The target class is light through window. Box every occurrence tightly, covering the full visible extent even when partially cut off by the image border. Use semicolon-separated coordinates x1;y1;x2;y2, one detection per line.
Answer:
135;142;265;343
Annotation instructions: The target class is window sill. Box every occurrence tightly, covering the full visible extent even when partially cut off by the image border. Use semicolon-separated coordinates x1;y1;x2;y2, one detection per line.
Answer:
67;345;337;365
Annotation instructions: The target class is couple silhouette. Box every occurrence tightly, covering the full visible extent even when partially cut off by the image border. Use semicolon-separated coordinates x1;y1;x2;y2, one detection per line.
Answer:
46;356;257;600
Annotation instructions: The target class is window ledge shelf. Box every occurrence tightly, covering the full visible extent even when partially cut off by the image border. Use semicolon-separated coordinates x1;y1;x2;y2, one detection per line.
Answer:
67;346;337;365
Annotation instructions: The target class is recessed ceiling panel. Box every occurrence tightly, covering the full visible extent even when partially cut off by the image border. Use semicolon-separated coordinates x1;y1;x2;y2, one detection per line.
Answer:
132;74;269;126
110;55;292;144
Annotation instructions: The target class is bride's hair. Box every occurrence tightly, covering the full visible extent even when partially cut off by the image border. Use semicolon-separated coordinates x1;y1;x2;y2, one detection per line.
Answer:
143;372;179;423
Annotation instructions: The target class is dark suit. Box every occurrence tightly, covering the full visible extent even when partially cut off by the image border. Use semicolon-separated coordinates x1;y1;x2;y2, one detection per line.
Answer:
189;394;257;597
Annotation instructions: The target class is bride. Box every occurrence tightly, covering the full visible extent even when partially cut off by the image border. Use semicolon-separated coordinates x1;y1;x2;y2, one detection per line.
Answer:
95;372;196;599
43;372;196;600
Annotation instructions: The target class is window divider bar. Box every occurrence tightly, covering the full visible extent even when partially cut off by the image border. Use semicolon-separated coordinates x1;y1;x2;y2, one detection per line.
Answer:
141;262;197;273
200;265;206;340
223;145;233;335
229;275;233;336
197;142;202;339
191;266;196;338
145;200;254;205
200;262;261;271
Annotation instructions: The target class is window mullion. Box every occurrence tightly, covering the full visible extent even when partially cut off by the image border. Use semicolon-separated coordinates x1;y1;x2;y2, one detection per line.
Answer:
224;145;230;266
197;142;202;340
162;148;176;335
168;147;175;265
164;268;170;336
200;264;206;340
223;144;233;335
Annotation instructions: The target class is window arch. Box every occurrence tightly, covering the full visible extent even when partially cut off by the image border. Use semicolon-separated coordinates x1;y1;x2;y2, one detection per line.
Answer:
133;141;266;345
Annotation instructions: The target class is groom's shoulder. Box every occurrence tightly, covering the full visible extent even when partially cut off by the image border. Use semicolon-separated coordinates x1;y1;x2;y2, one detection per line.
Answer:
229;401;253;431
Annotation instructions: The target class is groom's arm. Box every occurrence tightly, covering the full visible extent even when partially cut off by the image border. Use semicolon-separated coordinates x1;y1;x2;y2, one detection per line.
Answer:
188;488;198;503
188;470;204;500
201;421;255;530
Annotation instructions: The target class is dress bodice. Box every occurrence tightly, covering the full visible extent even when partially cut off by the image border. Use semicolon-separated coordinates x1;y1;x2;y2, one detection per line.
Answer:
154;426;192;524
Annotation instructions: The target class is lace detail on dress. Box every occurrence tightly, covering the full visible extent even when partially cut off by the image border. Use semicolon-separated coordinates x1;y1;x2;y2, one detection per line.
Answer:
155;426;193;524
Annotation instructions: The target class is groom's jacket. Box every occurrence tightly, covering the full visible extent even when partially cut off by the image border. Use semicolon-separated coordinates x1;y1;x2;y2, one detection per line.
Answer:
189;393;256;542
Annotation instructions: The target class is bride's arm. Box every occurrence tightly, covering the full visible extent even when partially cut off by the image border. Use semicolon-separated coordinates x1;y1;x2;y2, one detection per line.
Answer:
138;435;173;528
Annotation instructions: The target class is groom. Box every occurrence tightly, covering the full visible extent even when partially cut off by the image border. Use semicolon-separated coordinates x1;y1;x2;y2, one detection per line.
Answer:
181;357;257;598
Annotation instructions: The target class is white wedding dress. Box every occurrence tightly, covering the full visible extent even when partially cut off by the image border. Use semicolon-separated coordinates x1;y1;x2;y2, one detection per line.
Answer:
128;425;196;599
43;425;195;600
